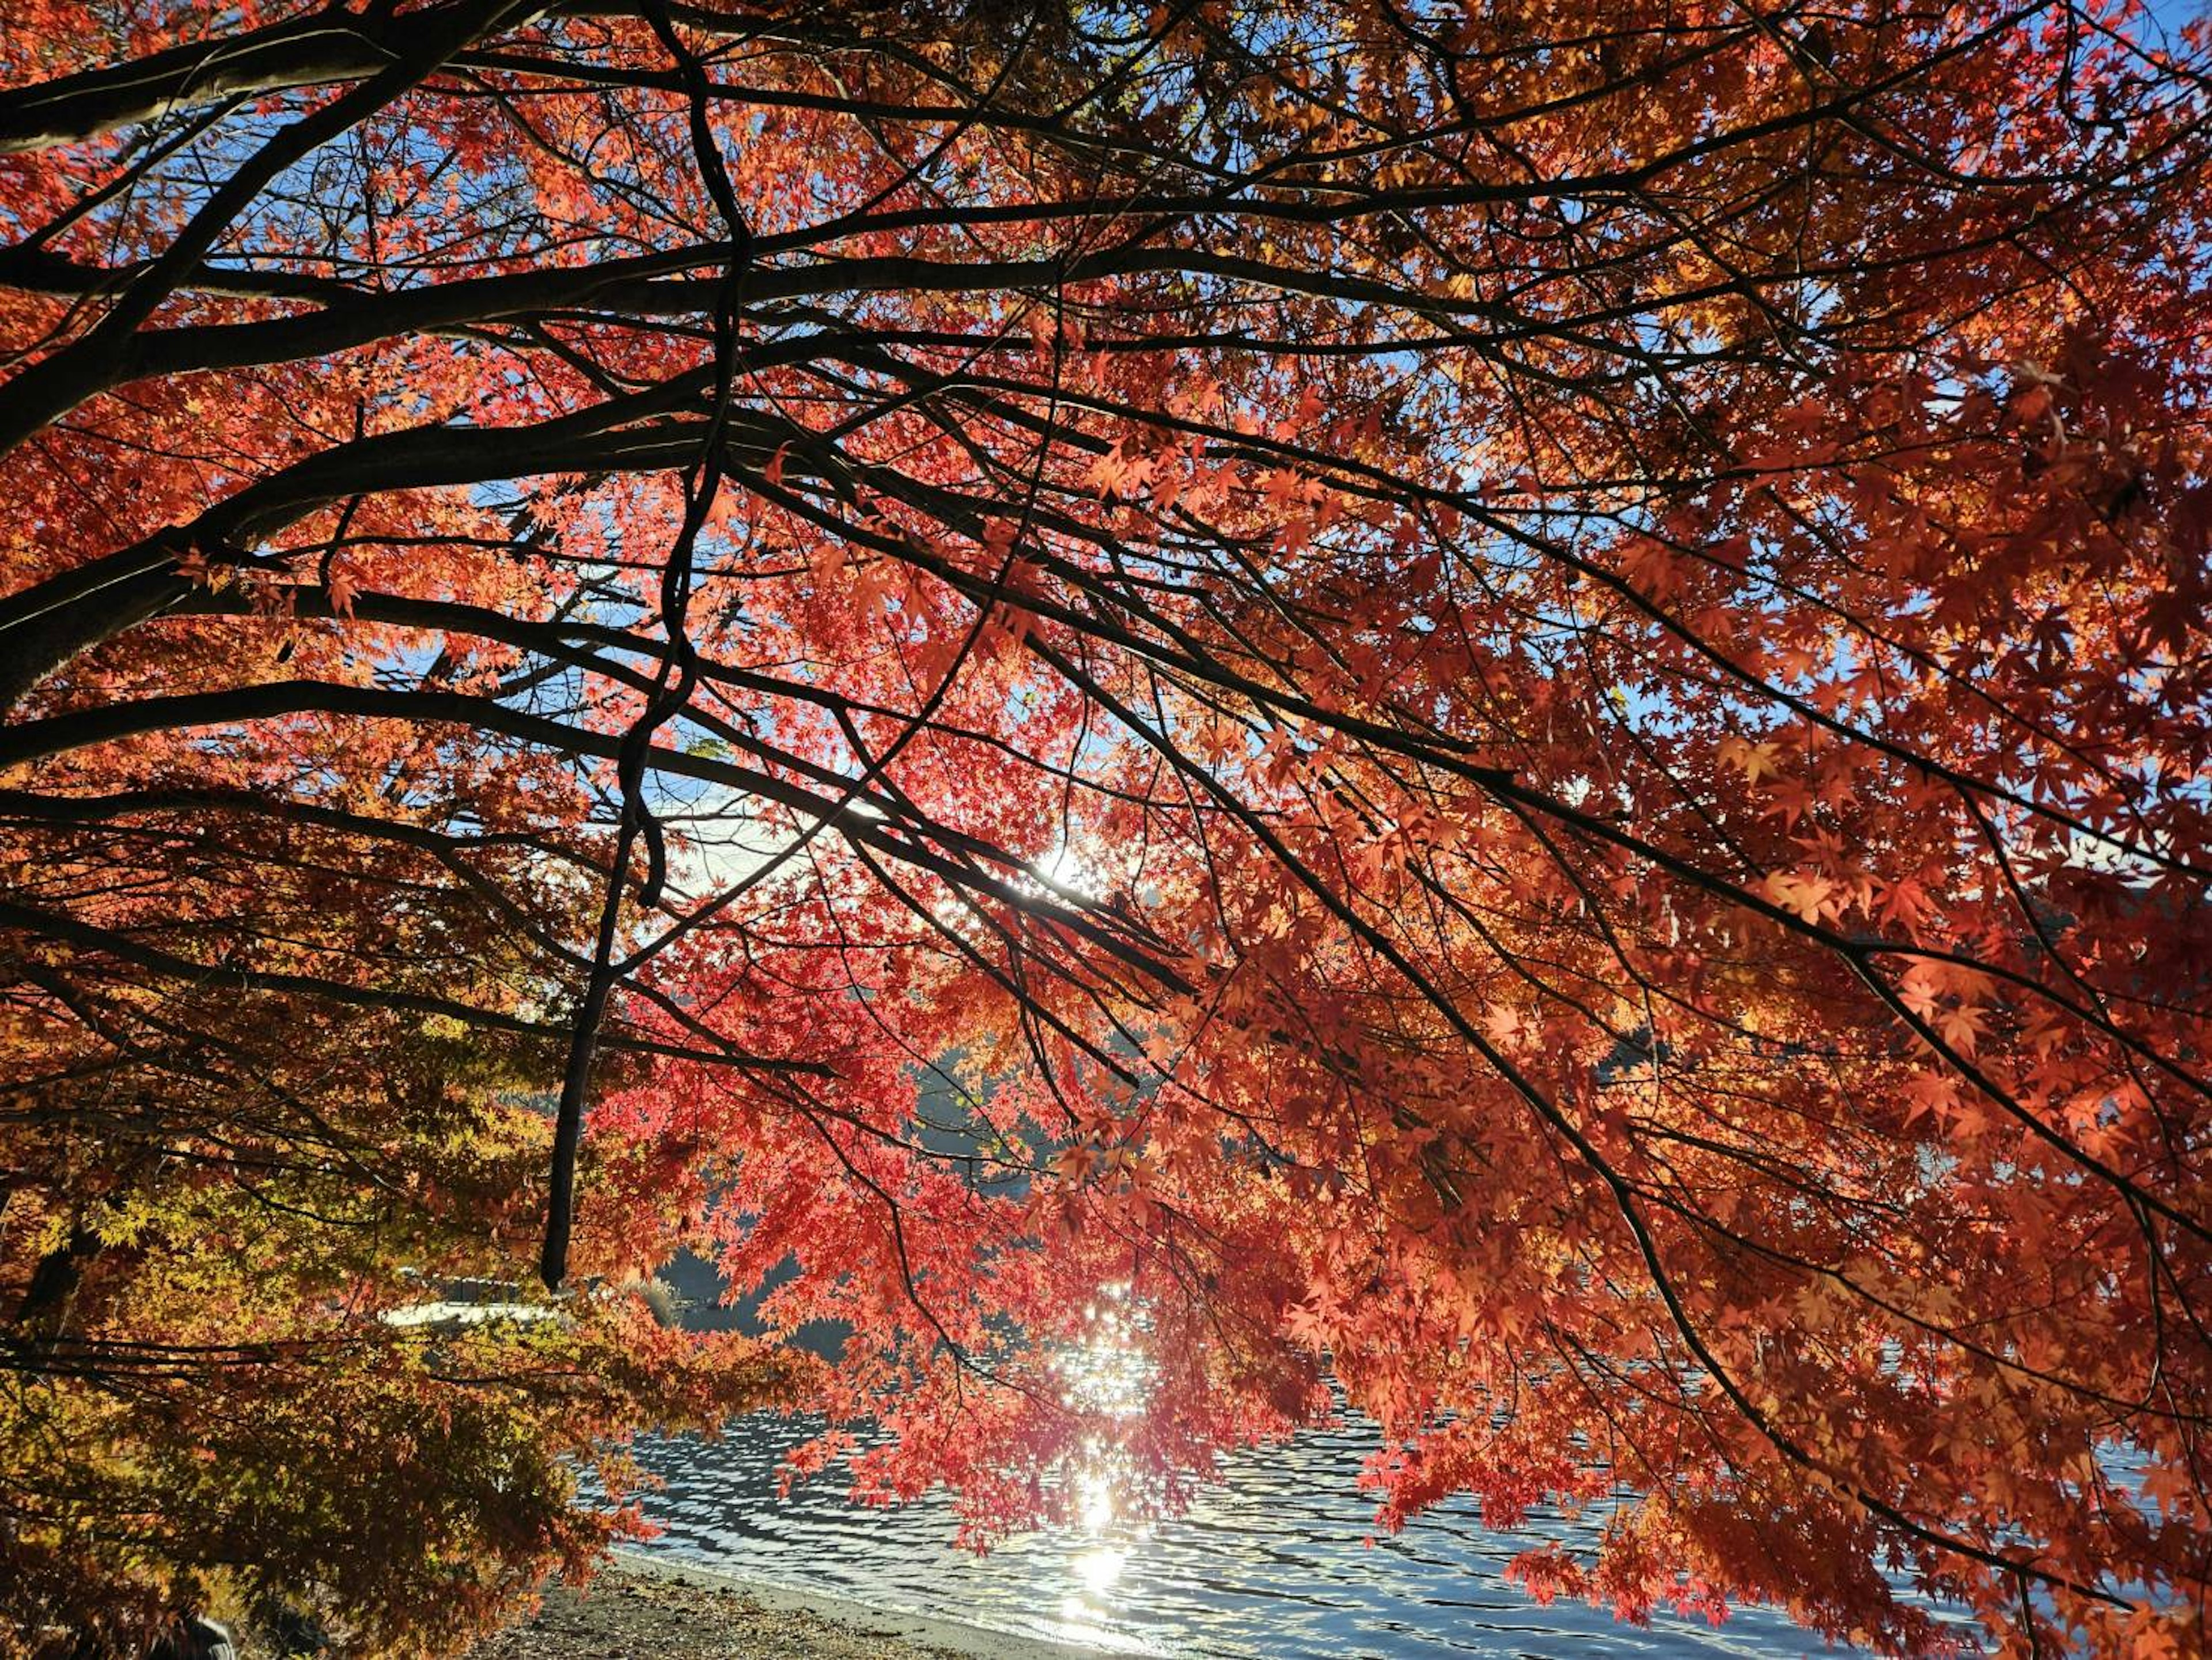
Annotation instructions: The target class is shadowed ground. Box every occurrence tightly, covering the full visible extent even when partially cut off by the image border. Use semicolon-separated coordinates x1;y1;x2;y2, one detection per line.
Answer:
460;1560;1108;1660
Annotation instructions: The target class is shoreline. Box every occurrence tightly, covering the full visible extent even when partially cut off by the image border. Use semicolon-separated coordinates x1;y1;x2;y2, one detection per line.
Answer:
610;1551;1131;1658
463;1550;1129;1660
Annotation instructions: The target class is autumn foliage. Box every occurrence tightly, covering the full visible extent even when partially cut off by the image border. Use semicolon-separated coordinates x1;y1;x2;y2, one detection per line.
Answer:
5;0;2212;1653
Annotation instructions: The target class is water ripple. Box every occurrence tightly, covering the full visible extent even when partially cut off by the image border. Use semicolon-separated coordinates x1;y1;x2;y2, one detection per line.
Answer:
622;1415;1944;1657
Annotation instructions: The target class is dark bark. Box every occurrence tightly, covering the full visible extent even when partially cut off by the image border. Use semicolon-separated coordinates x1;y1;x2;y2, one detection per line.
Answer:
0;380;715;713
10;1221;100;1336
0;0;542;459
0;894;829;1074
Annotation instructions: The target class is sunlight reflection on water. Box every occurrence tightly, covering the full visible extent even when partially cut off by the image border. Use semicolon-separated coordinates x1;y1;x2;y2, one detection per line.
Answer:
1044;1284;1159;1648
620;1403;1957;1658
619;1275;1974;1659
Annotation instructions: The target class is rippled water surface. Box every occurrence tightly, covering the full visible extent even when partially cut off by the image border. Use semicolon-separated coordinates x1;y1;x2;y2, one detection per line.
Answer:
627;1415;1925;1658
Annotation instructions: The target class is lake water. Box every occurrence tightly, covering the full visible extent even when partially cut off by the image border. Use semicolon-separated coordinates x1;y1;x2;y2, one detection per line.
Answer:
624;1413;1950;1658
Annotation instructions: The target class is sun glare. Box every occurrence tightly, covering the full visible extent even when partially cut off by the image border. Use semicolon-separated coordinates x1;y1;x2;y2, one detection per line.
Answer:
1048;1285;1157;1638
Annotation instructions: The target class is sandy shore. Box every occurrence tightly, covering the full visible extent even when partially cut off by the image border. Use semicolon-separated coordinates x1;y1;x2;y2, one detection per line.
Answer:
464;1552;1121;1660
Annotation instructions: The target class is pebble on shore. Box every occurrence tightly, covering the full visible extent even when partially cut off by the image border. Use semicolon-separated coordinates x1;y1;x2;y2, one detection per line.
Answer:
464;1566;964;1660
464;1563;1105;1660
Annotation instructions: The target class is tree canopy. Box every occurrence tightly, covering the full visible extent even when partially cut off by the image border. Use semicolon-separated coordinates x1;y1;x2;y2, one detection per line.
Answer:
5;0;2212;1653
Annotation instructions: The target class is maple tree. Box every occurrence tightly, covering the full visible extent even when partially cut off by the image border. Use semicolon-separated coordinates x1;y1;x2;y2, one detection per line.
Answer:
5;0;2212;1653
